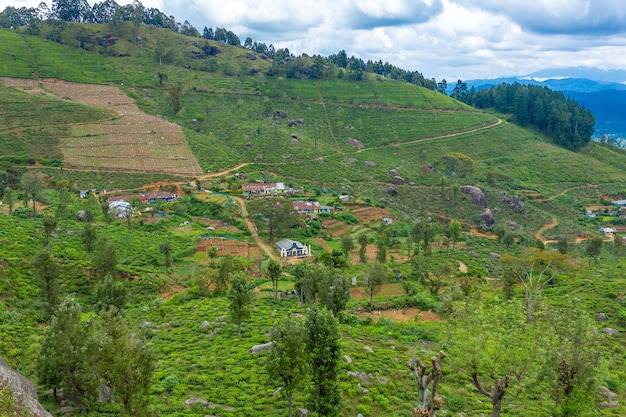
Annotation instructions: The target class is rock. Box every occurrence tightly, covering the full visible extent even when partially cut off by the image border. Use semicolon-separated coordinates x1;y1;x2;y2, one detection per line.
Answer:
598;313;607;321
343;355;353;363
250;342;274;355
200;321;210;329
604;327;619;336
599;386;618;400
392;176;405;185
138;321;153;328
76;210;87;222
390;169;398;175
377;377;388;384
67;230;75;236
505;220;520;230
488;252;500;259
273;387;282;397
462;185;487;207
205;328;218;338
215;315;228;322
208;403;233;411
255;154;264;161
600;400;620;408
358;384;369;394
480;209;495;227
500;191;525;212
363;160;376;167
259;53;269;60
246;53;257;60
409;182;416;186
291;133;298;139
364;346;374;353
379;198;387;205
297;408;309;417
191;118;198;124
347;138;365;150
385;187;397;196
276;110;288;118
345;158;357;163
421;163;435;173
184;397;208;407
0;356;53;417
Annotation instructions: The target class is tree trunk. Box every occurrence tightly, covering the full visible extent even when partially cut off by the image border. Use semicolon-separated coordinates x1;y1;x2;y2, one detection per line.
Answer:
166;391;170;405
287;393;293;417
238;322;241;337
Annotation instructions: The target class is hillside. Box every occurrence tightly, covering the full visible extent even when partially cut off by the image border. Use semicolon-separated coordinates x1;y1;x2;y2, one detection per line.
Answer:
1;21;626;417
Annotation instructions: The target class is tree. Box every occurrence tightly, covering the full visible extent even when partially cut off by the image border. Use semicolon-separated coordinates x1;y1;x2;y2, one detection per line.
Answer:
82;223;97;262
319;274;350;318
305;305;341;417
38;297;99;410
340;234;355;265
610;236;624;278
228;271;254;337
93;237;117;278
3;186;14;215
265;259;282;298
159;241;173;276
376;226;389;263
586;237;603;266
266;315;308;417
248;198;300;241
161;374;179;406
451;302;539;417
94;273;127;313
32;246;60;318
557;236;569;255
502;248;571;324
57;186;70;228
20;172;43;222
42;214;57;246
441;152;473;177
100;198;111;229
447;220;462;254
357;233;368;263
365;262;387;311
169;84;181;113
407;351;446;417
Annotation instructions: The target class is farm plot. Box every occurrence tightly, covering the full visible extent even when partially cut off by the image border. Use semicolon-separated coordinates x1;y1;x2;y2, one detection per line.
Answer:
351;206;391;223
2;78;202;175
196;237;254;257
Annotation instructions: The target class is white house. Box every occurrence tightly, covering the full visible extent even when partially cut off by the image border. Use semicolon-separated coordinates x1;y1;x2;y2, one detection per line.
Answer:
599;227;617;235
276;239;311;258
108;201;131;218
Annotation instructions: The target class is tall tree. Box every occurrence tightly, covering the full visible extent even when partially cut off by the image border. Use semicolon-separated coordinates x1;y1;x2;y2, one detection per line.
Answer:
42;214;57;246
57;186;70;228
266;315;308;417
610;236;624;277
319;274;350;318
586;237;603;266
228;271;254;337
357;233;368;263
340;234;355;264
94;273;127;313
305;305;341;417
82;223;97;262
408;351;446;417
376;226;389;263
93;236;117;278
265;259;282;298
447;219;462;254
32;246;60;318
161;374;179;406
365;262;387;311
159;241;173;276
248;198;300;242
20;172;43;222
3;186;15;215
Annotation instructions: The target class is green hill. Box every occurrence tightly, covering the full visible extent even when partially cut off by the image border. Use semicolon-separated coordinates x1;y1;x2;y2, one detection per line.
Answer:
1;21;626;417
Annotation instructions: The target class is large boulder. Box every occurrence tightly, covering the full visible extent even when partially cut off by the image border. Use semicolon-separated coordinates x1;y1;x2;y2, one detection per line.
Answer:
392;176;405;185
250;342;274;355
462;186;487;207
0;357;53;417
480;209;495;227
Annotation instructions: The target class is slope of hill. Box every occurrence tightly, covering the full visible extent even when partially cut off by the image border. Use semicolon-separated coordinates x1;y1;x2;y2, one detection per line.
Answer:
2;22;626;417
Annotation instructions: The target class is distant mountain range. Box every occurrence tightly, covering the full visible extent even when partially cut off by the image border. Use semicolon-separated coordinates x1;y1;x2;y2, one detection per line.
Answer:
462;67;626;144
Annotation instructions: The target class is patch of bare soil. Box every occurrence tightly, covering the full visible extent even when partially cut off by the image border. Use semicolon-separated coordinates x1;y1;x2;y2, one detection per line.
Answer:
357;308;440;323
2;77;202;175
350;206;392;223
197;237;252;257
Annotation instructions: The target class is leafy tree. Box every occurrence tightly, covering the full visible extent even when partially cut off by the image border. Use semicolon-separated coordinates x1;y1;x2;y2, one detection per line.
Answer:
447;219;462;254
93;236;117;278
557;236;569;255
539;308;604;416
248;198;300;241
319;274;350;318
159;241;173;276
38;297;99;410
586;236;603;267
305;305;341;417
451;302;539;417
265;259;282;298
32;246;60;318
57;186;70;228
424;262;452;296
100;198;111;229
81;222;97;262
441;152;474;177
365;262;387;311
502;248;571;323
266;315;308;417
292;262;325;304
357;233;368;263
42;214;57;246
3;186;15;215
20;172;43;222
610;236;624;278
228;271;254;336
340;234;355;264
94;273;127;313
376;226;389;263
161;374;179;406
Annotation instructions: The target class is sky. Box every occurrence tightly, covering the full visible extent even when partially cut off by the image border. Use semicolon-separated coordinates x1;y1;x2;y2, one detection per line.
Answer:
3;0;626;81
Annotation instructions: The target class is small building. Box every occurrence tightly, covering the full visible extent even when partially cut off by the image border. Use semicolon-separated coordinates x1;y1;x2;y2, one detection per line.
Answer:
108;192;176;205
276;239;311;258
586;210;596;218
382;217;393;224
242;182;285;195
600;227;617;235
108;201;131;218
614;200;626;206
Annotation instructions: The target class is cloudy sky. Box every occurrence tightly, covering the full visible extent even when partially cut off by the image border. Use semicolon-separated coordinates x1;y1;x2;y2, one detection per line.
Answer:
4;0;626;81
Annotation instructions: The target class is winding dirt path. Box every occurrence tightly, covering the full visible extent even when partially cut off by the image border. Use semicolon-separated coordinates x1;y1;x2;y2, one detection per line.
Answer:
231;196;278;261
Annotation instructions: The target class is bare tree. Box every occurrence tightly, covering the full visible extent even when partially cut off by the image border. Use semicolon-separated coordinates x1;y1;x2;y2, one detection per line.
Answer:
407;351;446;417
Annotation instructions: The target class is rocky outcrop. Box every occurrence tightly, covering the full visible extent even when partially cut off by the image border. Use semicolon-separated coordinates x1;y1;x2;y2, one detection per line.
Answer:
462;186;487;207
0;357;53;417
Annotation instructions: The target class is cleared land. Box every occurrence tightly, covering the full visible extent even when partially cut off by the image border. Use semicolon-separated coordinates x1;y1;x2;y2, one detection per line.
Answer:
1;77;202;175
